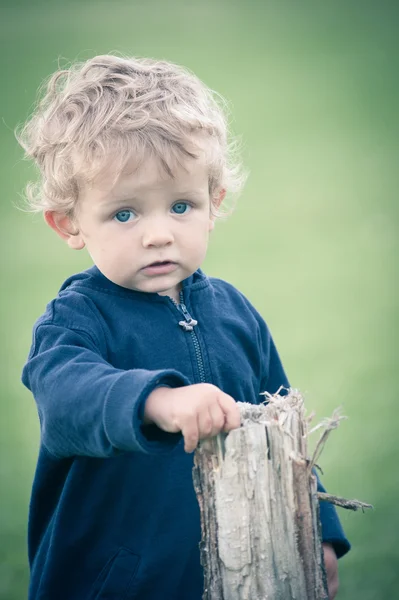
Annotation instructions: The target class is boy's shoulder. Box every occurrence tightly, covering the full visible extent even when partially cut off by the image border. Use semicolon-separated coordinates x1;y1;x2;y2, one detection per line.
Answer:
203;274;272;336
206;275;262;317
34;266;107;333
206;274;243;296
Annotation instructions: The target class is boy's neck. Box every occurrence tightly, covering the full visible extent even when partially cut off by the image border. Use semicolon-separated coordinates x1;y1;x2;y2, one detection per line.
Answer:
157;285;181;303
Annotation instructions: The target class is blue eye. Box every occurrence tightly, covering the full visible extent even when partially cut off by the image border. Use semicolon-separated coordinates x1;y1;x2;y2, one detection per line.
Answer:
114;210;135;223
172;202;191;215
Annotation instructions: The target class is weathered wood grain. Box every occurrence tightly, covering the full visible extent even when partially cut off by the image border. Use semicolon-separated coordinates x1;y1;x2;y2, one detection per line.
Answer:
193;391;329;600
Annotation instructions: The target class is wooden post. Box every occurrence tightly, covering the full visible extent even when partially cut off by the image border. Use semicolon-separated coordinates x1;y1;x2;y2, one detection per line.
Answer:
192;390;329;600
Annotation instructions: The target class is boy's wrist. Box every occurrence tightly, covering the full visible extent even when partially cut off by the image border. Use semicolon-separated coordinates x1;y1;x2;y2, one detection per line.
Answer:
142;386;171;426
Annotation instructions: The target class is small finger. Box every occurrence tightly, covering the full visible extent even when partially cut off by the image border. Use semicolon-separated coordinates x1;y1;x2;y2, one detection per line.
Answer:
198;409;214;439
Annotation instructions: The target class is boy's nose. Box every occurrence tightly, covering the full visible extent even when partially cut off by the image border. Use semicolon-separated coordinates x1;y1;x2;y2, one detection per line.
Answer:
141;221;174;248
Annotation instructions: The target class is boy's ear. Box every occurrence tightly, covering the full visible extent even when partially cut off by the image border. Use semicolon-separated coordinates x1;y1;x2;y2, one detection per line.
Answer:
44;211;85;250
209;188;226;231
214;188;226;209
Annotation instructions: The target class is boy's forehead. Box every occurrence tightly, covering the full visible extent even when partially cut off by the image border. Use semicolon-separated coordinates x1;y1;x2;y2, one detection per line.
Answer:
92;152;209;199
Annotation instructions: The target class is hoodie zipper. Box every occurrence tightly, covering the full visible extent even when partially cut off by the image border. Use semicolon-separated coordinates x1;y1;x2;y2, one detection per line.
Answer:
170;291;206;383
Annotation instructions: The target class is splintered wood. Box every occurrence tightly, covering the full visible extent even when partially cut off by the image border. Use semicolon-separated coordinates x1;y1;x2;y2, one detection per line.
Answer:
192;390;329;600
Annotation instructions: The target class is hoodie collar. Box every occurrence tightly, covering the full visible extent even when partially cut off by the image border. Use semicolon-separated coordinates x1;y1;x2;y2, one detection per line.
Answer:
61;265;209;302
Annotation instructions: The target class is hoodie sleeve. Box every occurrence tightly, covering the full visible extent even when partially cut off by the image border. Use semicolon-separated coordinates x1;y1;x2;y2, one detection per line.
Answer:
22;317;188;459
252;308;351;558
317;477;351;558
260;329;290;396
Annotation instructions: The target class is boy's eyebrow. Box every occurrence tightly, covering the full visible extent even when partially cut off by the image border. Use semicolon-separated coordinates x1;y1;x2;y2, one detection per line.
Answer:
174;190;205;197
95;194;140;209
99;190;206;206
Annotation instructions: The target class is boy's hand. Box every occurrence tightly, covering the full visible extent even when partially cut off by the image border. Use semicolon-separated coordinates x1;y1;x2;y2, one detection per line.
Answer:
323;543;339;599
144;384;241;453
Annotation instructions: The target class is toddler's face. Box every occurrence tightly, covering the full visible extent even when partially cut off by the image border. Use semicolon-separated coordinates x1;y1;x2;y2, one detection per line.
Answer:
72;153;215;301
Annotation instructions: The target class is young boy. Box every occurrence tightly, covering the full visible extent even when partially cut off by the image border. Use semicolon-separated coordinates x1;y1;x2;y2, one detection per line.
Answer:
19;55;349;600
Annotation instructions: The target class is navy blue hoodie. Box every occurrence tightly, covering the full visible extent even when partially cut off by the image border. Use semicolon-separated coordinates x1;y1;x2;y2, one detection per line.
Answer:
22;267;350;599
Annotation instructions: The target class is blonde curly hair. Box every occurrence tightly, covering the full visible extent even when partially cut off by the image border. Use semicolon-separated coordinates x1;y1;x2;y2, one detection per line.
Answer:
17;54;246;216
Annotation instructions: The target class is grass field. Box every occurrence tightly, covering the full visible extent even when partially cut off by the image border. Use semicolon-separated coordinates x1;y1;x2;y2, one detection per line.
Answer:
0;1;398;598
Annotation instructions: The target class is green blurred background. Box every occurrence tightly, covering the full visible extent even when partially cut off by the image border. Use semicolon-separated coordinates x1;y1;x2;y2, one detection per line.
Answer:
0;0;397;598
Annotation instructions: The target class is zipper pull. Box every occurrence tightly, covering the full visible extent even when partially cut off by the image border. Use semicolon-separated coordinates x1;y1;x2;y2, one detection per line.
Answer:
179;318;198;332
178;301;198;331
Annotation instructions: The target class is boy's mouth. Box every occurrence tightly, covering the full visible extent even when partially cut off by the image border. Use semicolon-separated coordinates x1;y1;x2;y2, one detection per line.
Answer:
141;261;177;275
145;260;176;267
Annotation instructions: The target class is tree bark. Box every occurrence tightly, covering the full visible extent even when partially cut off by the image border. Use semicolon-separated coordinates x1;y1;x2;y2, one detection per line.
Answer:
192;391;329;600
